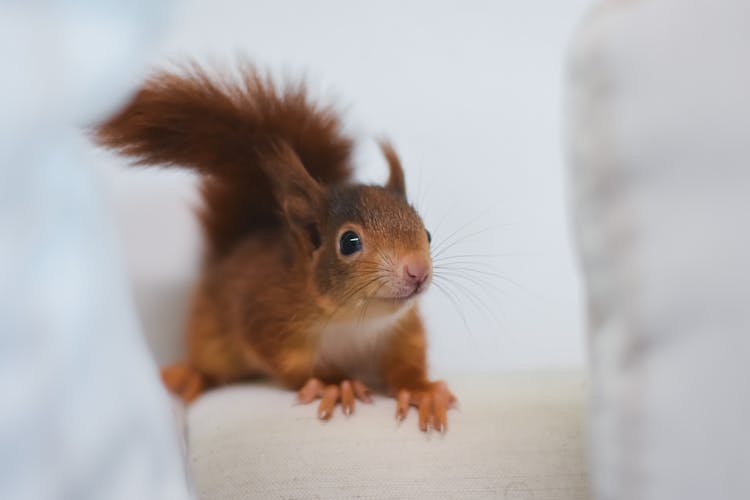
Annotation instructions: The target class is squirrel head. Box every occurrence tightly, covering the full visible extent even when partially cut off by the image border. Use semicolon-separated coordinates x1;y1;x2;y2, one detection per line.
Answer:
264;141;432;317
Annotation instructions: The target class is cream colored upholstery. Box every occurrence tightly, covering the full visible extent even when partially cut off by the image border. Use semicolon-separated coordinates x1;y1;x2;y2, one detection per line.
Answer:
187;373;589;500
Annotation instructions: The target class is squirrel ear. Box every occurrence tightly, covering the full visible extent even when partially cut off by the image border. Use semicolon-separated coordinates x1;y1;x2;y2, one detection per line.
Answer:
379;140;406;197
261;143;325;248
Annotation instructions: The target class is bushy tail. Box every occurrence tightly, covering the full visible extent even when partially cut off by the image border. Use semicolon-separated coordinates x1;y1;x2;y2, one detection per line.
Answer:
95;62;353;258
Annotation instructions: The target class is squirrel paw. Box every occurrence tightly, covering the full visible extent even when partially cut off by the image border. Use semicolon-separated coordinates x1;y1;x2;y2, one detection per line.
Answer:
296;377;373;420
395;381;457;433
161;363;207;404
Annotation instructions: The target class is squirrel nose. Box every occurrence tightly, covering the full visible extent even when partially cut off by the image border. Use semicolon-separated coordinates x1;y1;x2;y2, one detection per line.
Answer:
403;256;430;286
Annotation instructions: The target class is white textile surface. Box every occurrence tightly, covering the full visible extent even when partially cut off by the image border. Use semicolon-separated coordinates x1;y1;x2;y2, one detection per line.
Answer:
567;0;750;499
0;2;192;499
188;372;589;500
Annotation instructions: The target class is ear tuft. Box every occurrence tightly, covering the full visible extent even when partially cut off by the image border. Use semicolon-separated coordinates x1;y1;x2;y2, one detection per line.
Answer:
379;140;406;197
261;142;326;248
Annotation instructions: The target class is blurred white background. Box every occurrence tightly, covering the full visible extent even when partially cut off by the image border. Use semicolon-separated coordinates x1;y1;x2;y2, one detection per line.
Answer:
91;0;592;375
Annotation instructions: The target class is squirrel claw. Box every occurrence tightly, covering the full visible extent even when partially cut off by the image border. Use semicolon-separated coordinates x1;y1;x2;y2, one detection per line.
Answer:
394;381;456;433
161;363;207;404
296;377;372;420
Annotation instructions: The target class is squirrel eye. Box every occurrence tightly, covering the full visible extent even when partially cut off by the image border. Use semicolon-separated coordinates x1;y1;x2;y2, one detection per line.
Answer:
426;230;432;244
339;230;362;256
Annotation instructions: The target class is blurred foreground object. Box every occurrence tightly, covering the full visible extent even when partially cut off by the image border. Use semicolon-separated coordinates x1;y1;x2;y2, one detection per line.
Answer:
0;2;192;499
567;0;750;499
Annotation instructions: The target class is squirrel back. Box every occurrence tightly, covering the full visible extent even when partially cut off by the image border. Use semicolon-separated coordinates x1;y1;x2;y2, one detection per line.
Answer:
95;63;353;259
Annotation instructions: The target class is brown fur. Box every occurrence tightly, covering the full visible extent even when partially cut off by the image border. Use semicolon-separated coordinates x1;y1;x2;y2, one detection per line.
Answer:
96;62;454;431
96;62;352;259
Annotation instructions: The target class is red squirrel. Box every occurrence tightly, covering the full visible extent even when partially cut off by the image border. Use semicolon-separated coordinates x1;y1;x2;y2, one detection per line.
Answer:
96;63;455;432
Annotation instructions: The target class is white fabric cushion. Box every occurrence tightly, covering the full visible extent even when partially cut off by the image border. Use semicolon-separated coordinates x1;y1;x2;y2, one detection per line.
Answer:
567;1;750;499
187;372;588;500
0;2;192;499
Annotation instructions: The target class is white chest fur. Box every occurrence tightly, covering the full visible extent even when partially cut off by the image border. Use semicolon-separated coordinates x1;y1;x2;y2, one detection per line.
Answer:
315;305;409;385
